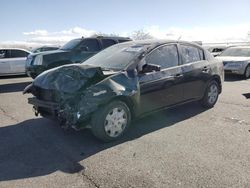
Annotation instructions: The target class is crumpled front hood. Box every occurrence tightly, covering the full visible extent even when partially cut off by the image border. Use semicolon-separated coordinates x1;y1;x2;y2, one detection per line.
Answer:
216;56;250;62
33;64;105;93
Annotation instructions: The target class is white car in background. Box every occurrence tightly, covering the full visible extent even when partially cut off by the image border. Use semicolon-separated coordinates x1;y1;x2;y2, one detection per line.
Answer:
0;48;30;76
216;46;250;78
206;46;226;57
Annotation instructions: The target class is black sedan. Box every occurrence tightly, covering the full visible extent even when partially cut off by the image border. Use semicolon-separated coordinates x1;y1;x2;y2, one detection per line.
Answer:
24;40;224;142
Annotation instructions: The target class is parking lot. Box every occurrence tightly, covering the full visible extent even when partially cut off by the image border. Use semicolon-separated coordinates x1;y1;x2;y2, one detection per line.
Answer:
0;75;249;188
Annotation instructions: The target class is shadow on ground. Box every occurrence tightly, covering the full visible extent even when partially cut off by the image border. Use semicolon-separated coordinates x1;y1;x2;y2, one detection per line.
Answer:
242;93;250;99
0;102;206;181
0;81;31;93
0;75;28;80
224;74;247;82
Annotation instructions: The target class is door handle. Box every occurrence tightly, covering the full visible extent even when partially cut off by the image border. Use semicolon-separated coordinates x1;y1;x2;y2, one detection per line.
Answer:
202;66;210;72
174;73;183;78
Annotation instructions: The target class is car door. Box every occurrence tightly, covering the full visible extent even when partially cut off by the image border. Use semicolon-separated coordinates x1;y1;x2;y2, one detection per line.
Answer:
138;44;185;114
0;49;12;75
8;49;29;74
178;44;211;101
72;39;101;63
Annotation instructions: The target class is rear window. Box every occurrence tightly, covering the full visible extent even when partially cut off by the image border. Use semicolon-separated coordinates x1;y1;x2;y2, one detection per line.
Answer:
101;39;116;49
118;39;130;43
77;39;101;52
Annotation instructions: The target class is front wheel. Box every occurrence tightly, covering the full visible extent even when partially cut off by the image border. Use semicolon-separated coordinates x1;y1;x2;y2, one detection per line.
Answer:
244;65;250;78
91;100;131;142
201;80;219;108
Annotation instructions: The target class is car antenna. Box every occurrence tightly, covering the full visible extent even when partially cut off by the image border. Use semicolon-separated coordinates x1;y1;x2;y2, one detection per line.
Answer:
177;35;182;42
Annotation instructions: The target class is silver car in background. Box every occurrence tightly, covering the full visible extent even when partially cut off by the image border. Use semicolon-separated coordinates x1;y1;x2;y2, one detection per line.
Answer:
0;48;30;76
216;46;250;78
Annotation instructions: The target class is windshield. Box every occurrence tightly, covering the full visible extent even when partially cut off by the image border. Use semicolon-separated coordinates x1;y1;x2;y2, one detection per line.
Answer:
83;42;146;70
220;48;250;57
60;39;81;50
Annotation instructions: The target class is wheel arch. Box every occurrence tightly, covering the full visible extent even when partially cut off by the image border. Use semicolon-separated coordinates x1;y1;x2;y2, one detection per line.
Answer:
105;96;136;120
210;75;222;94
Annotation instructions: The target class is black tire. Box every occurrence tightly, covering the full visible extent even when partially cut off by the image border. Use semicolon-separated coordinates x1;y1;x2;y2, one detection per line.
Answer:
91;100;131;142
244;65;250;79
201;80;219;108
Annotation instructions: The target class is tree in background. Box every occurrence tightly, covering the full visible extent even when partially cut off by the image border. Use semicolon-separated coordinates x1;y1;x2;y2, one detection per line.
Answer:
131;29;154;40
91;32;120;37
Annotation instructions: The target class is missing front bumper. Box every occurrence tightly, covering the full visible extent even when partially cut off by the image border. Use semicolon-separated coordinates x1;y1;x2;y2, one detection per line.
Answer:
28;97;59;118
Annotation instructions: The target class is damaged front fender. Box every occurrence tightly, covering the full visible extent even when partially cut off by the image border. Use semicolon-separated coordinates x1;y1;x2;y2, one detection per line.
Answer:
58;71;140;128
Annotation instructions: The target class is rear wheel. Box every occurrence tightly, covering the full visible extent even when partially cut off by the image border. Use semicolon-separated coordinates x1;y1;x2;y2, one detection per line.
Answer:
91;100;131;142
201;80;219;108
244;65;250;78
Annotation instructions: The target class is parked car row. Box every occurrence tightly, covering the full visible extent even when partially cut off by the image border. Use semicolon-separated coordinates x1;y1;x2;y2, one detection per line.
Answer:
25;36;131;78
1;36;248;141
215;46;250;78
0;48;30;76
24;40;224;141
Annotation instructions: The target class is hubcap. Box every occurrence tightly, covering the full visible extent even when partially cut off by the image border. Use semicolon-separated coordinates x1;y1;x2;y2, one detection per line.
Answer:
207;84;218;104
104;107;128;137
245;66;250;78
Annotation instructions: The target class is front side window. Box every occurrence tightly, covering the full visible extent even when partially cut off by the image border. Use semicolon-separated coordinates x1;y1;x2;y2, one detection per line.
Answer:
78;39;100;52
145;44;179;69
10;50;29;58
180;45;203;64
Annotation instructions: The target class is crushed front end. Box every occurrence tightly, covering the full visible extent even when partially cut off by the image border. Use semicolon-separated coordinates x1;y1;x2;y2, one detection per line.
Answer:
24;64;108;129
24;64;139;130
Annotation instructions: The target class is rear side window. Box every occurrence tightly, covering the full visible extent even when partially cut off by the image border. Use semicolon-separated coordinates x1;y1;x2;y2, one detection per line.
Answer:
180;45;204;64
101;39;116;49
10;50;29;58
78;39;101;52
145;44;179;69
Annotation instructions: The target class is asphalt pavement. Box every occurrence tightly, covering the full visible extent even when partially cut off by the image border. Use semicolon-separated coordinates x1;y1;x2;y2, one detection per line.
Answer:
0;75;249;188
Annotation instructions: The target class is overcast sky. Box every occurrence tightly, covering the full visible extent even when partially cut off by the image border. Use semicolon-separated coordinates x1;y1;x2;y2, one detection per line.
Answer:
1;0;250;45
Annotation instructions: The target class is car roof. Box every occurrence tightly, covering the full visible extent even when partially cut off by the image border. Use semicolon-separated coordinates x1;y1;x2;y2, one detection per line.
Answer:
115;39;203;48
0;48;31;53
77;36;131;41
34;46;59;48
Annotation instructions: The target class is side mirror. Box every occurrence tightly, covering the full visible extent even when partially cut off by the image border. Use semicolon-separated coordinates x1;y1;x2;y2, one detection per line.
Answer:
142;63;161;73
80;46;89;51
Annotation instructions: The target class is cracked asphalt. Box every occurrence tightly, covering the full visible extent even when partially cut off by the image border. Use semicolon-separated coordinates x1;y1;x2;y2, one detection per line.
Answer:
0;75;249;188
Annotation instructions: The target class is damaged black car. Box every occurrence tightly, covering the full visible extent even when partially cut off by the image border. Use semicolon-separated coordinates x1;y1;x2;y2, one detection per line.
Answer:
24;40;224;141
